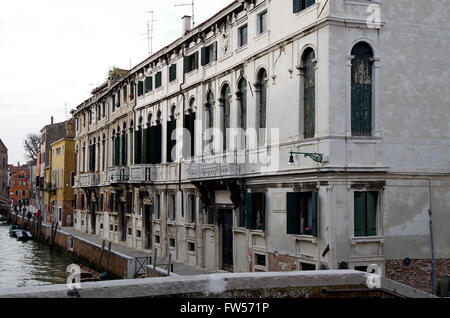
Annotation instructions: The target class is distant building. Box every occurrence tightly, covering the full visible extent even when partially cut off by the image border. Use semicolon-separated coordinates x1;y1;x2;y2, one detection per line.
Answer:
0;138;8;202
48;138;75;226
36;117;75;221
9;164;30;208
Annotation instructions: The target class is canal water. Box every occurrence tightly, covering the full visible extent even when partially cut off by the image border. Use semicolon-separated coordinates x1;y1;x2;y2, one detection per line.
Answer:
0;223;74;289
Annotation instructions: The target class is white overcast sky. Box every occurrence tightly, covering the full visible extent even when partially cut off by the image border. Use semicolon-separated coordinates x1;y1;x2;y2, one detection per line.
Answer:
0;0;234;165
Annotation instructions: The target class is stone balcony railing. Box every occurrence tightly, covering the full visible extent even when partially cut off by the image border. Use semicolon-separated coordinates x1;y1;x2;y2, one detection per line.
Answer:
77;172;100;188
107;166;130;183
186;162;241;180
129;165;155;183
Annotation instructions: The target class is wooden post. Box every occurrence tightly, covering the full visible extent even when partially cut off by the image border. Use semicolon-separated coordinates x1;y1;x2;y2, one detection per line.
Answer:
51;222;58;251
105;242;112;272
153;248;157;277
167;253;172;277
97;240;106;272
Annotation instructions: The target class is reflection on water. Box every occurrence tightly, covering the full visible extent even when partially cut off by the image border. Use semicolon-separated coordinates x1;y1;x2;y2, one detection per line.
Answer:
0;223;74;289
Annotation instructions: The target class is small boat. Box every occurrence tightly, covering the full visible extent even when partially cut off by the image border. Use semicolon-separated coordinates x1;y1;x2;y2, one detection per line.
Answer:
66;264;101;283
10;229;32;241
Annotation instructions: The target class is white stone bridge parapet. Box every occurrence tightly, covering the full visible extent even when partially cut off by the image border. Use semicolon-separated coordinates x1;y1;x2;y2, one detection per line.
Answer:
0;270;436;298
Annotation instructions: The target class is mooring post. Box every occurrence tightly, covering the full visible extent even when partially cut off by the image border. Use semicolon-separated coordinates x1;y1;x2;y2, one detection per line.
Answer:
167;253;172;277
153;248;157;277
97;240;106;272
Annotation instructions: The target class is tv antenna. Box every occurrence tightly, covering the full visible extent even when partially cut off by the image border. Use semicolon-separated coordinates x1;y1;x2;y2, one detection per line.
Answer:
144;10;157;55
174;0;195;28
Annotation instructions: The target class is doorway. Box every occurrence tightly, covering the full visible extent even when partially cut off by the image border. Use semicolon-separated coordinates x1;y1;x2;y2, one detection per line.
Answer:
90;202;96;235
219;209;233;272
144;205;152;250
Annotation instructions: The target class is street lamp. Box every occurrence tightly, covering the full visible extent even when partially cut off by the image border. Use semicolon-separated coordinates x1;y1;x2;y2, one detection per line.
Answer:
289;151;324;165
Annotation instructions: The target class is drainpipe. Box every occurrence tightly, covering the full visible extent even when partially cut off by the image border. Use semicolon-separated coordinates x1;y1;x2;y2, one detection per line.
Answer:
428;179;435;294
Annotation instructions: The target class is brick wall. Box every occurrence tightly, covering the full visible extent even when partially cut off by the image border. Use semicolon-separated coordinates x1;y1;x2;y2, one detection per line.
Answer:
385;258;450;293
73;238;129;278
268;252;297;272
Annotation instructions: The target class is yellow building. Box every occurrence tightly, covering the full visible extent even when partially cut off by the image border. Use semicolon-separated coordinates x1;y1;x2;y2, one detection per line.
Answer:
49;138;75;226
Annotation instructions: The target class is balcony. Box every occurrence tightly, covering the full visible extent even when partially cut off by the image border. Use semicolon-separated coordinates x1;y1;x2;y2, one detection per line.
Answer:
129;166;155;183
187;162;241;180
107;167;130;183
77;173;100;188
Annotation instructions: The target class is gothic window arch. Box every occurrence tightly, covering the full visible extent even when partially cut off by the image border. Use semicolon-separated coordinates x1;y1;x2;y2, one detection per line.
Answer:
256;68;267;145
221;84;231;151
302;48;315;139
238;78;247;148
351;42;374;136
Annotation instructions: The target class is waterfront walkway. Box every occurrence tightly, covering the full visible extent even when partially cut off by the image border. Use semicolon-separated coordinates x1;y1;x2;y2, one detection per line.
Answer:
54;224;216;277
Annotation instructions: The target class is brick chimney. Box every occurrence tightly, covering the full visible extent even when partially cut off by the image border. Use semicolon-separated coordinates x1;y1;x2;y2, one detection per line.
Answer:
51;116;54;125
182;16;192;36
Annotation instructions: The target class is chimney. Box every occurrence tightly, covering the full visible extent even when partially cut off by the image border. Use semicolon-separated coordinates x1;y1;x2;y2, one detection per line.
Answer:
182;16;192;36
51;116;54;125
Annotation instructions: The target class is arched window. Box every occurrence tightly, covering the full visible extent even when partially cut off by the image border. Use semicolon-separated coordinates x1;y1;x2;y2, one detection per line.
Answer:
185;99;196;158
221;84;231;151
256;69;267;145
351;42;373;136
204;91;215;154
167;105;177;163
238;78;247;131
302;48;315;139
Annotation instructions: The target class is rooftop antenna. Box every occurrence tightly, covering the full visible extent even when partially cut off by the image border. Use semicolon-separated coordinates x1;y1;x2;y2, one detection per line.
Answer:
174;0;195;28
144;10;157;55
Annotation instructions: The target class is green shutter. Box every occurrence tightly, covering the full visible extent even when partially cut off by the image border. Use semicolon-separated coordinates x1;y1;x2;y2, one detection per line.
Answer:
261;193;266;231
184;56;190;74
293;0;301;13
311;192;318;237
287;193;300;234
194;51;199;70
366;192;378;236
142;128;148;164
354;192;366;237
156;124;162;163
201;47;207;66
245;193;254;230
150;126;156;164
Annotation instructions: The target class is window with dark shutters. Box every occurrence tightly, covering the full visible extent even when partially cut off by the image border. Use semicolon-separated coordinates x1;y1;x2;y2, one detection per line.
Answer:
166;120;177;163
351;42;373;136
286;192;318;237
245;193;266;231
142;128;148;164
184;112;195;158
145;76;153;93
201;42;217;66
354;191;378;237
184;52;199;74
293;0;315;13
134;129;142;164
138;81;144;96
303;48;315;139
155;72;162;88
169;64;177;82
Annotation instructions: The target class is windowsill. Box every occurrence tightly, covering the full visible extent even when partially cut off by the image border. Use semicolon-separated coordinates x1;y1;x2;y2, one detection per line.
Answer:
250;230;265;238
167;221;176;226
153;219;161;224
345;0;381;5
168;80;178;86
185;69;198;77
203;61;217;70
186;223;196;229
254;30;269;41
202;224;214;230
293;235;318;244
233;227;246;234
236;44;248;54
154;86;163;92
351;236;384;245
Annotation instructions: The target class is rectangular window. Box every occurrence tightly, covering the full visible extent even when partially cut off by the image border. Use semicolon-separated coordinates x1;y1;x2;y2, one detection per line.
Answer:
122;86;127;103
112;95;116;112
300;262;316;271
187;194;196;224
201;42;217;66
238;25;248;47
245;192;266;231
144;76;153;93
184;51;199;74
293;0;315;13
117;90;121;107
154;194;160;219
169;194;176;221
155;235;160;244
258;11;268;34
102;101;106;118
255;254;266;266
169;64;177;82
155;72;162;88
354;192;378;237
286;192;318;237
137;81;144;96
169;237;176;248
188;242;195;252
136;230;141;238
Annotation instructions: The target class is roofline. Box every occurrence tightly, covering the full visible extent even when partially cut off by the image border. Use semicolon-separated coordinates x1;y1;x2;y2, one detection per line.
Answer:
72;0;241;116
50;137;75;148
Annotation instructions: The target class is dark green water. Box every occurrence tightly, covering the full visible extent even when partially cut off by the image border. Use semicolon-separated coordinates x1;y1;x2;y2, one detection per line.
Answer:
0;223;74;289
